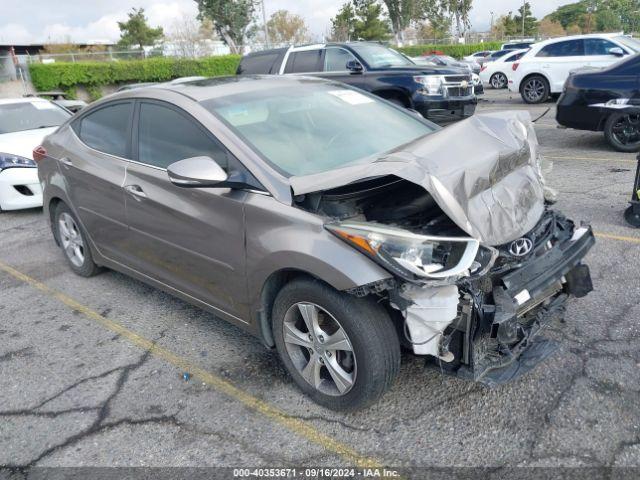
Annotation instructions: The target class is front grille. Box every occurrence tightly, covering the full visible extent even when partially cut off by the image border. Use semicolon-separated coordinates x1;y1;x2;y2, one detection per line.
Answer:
444;75;469;83
445;86;473;97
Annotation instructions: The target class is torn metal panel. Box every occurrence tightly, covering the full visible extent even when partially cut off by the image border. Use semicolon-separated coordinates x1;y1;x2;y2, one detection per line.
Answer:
291;111;547;246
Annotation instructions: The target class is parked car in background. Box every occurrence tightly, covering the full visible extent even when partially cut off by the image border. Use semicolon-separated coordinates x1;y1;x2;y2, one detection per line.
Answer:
117;76;208;92
0;98;71;211
37;76;594;410
480;49;529;89
509;33;640;103
237;42;477;124
557;52;640;152
32;91;87;113
501;40;535;50
414;54;481;74
463;50;493;66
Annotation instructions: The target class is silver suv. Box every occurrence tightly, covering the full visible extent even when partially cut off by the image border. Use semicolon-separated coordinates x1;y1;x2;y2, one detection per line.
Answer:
37;76;594;410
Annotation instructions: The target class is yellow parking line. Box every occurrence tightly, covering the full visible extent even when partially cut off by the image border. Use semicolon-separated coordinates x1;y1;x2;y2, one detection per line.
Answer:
0;260;382;469
595;232;640;244
546;155;637;163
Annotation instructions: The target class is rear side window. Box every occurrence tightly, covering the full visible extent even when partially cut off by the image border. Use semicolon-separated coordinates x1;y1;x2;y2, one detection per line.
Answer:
505;51;526;62
137;102;229;170
284;50;322;73
584;38;618;55
324;48;357;71
78;102;132;158
238;52;281;74
537;40;585;57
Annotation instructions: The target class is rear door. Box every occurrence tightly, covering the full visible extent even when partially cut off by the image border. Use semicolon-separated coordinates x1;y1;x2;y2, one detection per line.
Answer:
123;100;249;320
536;39;586;91
64;101;133;262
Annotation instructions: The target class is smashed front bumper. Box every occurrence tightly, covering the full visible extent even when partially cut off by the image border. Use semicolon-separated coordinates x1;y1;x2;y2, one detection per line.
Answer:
438;212;594;386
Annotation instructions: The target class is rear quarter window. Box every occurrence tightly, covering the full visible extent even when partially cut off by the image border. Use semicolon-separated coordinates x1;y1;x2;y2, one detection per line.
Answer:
238;52;282;74
76;102;133;158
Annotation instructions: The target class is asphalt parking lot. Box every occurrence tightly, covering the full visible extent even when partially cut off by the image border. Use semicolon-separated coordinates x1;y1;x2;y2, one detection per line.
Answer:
1;87;640;474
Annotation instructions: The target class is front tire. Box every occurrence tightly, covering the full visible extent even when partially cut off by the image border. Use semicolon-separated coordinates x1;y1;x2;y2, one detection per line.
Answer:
54;202;102;277
604;111;640;152
520;75;550;104
272;278;400;411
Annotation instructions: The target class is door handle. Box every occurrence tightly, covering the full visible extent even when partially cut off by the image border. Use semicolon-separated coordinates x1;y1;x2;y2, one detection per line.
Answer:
124;185;147;198
59;157;73;167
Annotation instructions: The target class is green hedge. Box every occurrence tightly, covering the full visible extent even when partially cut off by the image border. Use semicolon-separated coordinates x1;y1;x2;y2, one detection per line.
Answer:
396;42;503;59
29;55;241;92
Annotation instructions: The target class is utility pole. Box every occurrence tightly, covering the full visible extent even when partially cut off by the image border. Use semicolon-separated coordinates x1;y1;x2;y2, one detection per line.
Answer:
490;11;494;33
522;0;526;37
261;0;270;48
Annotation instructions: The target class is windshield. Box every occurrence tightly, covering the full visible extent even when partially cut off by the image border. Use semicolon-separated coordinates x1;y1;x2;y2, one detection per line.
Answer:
350;44;415;68
615;36;640;52
0;101;71;134
202;83;435;177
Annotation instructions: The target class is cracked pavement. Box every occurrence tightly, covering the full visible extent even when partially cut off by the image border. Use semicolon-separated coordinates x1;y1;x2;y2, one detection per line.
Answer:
0;89;639;472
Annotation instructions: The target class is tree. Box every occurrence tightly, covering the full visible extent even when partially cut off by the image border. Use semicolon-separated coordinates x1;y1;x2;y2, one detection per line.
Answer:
267;10;309;45
538;18;566;37
566;23;583;34
514;2;538;36
195;0;256;54
596;8;623;31
330;0;390;41
117;8;164;49
382;0;420;44
444;0;472;37
167;15;218;58
494;12;520;36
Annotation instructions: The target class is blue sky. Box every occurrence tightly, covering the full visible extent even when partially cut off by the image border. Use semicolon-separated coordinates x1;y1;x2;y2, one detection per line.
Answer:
0;0;576;44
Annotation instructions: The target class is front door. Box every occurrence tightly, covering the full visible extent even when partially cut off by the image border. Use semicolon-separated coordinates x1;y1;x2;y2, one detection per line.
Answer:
123;100;248;320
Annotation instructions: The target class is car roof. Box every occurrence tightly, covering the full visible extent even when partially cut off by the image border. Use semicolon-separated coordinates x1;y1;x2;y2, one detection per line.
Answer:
535;32;624;47
0;97;55;106
104;75;337;103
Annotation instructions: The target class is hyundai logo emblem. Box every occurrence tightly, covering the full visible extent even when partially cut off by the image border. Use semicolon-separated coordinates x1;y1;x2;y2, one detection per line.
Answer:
509;237;533;257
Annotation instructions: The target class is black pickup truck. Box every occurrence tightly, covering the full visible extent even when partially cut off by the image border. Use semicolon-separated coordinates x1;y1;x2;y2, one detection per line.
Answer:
236;42;477;124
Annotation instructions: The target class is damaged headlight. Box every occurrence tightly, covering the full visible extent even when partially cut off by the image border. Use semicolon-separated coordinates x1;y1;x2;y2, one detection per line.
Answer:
414;75;445;96
326;222;479;282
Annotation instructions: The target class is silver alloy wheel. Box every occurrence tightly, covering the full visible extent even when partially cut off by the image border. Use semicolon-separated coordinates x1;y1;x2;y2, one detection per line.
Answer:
58;212;85;267
523;78;546;102
491;73;507;89
282;302;357;396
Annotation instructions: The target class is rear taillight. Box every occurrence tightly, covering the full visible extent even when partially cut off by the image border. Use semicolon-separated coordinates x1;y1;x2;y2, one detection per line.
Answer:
33;145;47;163
512;62;520;71
480;65;487;72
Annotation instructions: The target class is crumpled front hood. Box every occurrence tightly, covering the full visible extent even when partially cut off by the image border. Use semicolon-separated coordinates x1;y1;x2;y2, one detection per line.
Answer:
290;111;546;246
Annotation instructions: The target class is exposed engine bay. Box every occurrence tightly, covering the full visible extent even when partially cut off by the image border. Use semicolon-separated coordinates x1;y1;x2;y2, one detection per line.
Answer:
294;174;595;386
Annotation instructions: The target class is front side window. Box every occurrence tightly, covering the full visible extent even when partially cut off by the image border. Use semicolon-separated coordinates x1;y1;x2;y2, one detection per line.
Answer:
0;101;70;134
137;102;229;170
284;50;322;73
202;83;435;177
349;44;414;68
78;102;132;158
584;38;619;56
537;40;585;57
324;48;357;72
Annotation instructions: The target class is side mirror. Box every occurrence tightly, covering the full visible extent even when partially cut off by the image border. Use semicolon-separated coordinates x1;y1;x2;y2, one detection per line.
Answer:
346;60;363;73
609;47;625;57
167;156;228;188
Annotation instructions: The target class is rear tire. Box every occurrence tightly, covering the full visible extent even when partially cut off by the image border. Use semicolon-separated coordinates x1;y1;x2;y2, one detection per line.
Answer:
490;72;507;89
520;75;550;104
54;202;102;277
604;112;640;153
272;278;400;411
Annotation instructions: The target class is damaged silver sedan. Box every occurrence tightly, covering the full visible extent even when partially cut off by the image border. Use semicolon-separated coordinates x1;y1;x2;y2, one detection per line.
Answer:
38;76;594;410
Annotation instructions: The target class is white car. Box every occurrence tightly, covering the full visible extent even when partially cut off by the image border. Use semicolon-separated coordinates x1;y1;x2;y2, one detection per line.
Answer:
0;98;71;211
508;33;640;103
480;49;529;89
